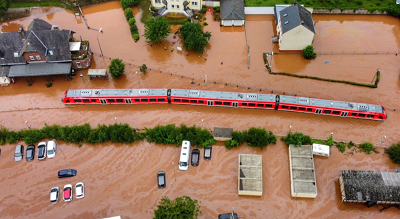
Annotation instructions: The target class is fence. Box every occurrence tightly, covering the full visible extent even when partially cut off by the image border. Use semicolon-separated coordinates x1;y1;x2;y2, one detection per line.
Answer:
274;50;400;56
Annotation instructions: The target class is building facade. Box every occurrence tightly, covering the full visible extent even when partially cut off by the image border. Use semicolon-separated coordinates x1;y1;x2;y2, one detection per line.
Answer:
152;0;202;17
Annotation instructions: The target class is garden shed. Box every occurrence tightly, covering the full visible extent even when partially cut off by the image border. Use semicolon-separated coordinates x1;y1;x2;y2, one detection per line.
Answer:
220;0;245;26
213;127;233;141
88;69;108;80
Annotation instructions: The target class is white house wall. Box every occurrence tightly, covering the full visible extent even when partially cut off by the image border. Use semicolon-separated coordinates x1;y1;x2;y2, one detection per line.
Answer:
151;0;164;9
279;25;314;51
221;20;244;26
151;0;202;13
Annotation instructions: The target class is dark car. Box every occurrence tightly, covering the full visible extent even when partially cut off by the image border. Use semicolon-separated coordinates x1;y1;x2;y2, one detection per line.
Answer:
157;171;166;188
191;149;200;166
218;213;239;219
26;145;35;161
58;169;77;178
204;145;212;160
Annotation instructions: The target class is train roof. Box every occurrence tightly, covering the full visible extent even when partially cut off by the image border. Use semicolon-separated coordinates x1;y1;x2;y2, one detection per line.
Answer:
171;89;276;102
280;95;384;113
65;89;168;97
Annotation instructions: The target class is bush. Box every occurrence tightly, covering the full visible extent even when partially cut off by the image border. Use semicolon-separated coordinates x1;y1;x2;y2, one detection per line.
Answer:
150;6;155;12
245;128;276;149
201;8;206;13
215;6;220;12
46;82;52;88
302;45;317;60
120;0;139;9
128;17;136;26
203;22;208;26
133;33;139;41
347;141;355;149
336;142;346;153
225;131;245;149
21;129;44;144
6;131;20;144
124;8;133;20
109;58;125;78
130;24;138;34
281;132;312;147
385;142;400;164
359;142;379;154
154;196;201;219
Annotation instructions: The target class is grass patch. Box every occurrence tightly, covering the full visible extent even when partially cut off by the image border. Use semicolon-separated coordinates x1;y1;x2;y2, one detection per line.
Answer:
10;1;76;11
139;0;152;24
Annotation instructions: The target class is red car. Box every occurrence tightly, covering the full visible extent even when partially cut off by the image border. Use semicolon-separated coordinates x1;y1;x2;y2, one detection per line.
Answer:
63;184;72;202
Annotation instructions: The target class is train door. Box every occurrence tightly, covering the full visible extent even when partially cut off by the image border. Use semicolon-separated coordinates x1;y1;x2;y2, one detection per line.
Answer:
207;100;213;106
340;112;348;117
125;99;132;104
232;102;238;107
100;99;107;104
315;109;322;114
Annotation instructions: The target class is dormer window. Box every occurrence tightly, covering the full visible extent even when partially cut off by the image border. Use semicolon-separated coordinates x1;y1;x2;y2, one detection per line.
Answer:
36;55;41;60
49;50;53;55
29;55;35;61
14;52;19;57
284;21;289;25
283;13;288;17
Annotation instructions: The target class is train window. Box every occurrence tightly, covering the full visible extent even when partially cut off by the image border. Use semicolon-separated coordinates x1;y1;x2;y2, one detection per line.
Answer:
367;114;375;118
242;103;248;106
257;104;264;107
149;99;156;102
351;112;357;116
65;99;70;103
74;99;81;103
182;99;189;103
215;101;222;105
265;104;273;108
108;99;115;103
379;116;383;119
281;105;289;109
116;99;124;103
91;99;97;103
141;99;148;102
289;106;297;110
223;102;231;106
158;98;165;102
332;111;340;115
134;99;140;102
298;107;306;111
190;100;197;103
82;99;90;103
198;100;204;104
323;110;331;114
174;99;181;102
248;103;255;107
306;108;313;112
358;113;366;117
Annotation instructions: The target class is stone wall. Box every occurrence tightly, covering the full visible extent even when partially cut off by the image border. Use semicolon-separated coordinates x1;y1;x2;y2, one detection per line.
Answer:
313;8;387;15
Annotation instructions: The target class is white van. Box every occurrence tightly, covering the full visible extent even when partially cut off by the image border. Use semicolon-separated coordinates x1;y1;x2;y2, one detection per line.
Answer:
47;139;57;159
179;141;191;171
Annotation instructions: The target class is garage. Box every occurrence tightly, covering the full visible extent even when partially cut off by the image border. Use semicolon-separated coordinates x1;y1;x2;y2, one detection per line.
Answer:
233;20;243;26
223;20;232;26
220;0;245;27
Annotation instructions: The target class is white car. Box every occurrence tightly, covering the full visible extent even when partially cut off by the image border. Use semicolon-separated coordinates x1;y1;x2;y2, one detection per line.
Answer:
47;140;57;159
75;182;85;199
37;142;47;160
63;184;73;202
50;187;59;204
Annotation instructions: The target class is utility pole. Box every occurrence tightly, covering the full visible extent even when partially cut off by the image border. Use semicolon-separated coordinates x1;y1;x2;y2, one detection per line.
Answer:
97;27;104;57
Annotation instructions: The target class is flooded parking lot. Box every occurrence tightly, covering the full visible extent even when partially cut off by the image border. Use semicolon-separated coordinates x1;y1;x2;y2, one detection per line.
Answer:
1;2;400;218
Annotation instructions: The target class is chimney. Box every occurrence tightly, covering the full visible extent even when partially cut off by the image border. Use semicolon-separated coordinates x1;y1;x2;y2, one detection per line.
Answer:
18;26;25;39
51;25;59;30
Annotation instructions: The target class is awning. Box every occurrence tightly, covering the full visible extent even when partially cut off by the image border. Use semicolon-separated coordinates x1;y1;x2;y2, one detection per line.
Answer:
8;63;71;77
69;42;81;51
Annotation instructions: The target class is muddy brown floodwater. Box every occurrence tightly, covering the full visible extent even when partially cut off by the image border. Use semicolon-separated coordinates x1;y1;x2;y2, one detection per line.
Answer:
0;2;400;218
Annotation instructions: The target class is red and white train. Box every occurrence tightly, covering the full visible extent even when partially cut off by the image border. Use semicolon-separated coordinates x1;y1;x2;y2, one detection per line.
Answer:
62;88;387;121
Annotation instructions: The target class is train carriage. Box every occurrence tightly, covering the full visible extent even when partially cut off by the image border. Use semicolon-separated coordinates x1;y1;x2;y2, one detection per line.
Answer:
277;95;386;121
62;89;169;104
170;89;277;109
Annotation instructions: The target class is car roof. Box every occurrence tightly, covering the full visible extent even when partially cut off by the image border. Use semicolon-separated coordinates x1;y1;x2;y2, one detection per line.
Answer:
64;189;70;198
27;145;35;149
50;190;58;200
15;145;22;152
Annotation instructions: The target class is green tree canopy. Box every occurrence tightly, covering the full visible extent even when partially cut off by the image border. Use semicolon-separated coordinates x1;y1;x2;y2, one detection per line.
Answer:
302;45;317;60
120;0;139;9
179;22;211;53
0;0;11;15
386;142;400;164
144;16;171;43
154;196;201;219
108;58;125;78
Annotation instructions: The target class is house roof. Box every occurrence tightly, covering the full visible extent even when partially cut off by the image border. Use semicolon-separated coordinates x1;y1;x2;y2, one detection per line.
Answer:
8;62;71;77
220;0;245;20
279;2;315;34
0;19;72;65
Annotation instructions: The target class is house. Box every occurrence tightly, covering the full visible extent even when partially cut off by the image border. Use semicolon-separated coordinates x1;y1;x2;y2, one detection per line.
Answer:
275;2;315;51
220;0;245;26
152;0;202;18
0;18;91;82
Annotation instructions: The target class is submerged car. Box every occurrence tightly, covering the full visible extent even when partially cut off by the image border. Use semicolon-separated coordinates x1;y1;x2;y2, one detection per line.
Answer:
63;184;73;202
37;142;47;160
204;145;212;160
75;182;85;199
50;187;59;204
58;169;77;178
157;171;166;189
14;145;24;162
191;149;200;166
47;140;57;159
26;145;35;161
218;213;239;219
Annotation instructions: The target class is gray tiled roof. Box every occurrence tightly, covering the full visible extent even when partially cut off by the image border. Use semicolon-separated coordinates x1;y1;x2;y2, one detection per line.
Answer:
27;18;52;31
8;63;71;77
279;2;315;34
0;32;26;65
220;0;245;20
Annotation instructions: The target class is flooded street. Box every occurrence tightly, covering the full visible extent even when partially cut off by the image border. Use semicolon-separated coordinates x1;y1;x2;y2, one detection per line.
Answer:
1;2;400;218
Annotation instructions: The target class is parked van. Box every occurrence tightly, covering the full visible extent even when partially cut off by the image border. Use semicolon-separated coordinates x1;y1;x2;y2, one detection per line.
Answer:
179;141;191;171
47;140;57;159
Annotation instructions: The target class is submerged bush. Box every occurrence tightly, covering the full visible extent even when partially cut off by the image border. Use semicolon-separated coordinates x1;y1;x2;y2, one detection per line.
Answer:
336;142;346;153
124;8;133;20
385;142;400;164
359;142;379;154
302;45;317;60
281;132;312;147
245;128;276;149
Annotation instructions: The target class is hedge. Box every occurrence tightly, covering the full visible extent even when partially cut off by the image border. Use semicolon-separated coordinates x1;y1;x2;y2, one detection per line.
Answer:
225;128;276;150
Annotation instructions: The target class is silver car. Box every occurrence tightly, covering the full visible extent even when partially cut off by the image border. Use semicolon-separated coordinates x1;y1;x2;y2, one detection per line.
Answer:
14;145;24;162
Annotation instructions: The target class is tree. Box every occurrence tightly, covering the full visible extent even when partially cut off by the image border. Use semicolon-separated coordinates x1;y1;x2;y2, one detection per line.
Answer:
154;196;201;219
120;0;139;9
144;16;171;43
140;64;147;74
108;59;125;78
0;0;10;15
245;127;276;149
386;142;400;164
302;45;317;60
179;22;211;53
